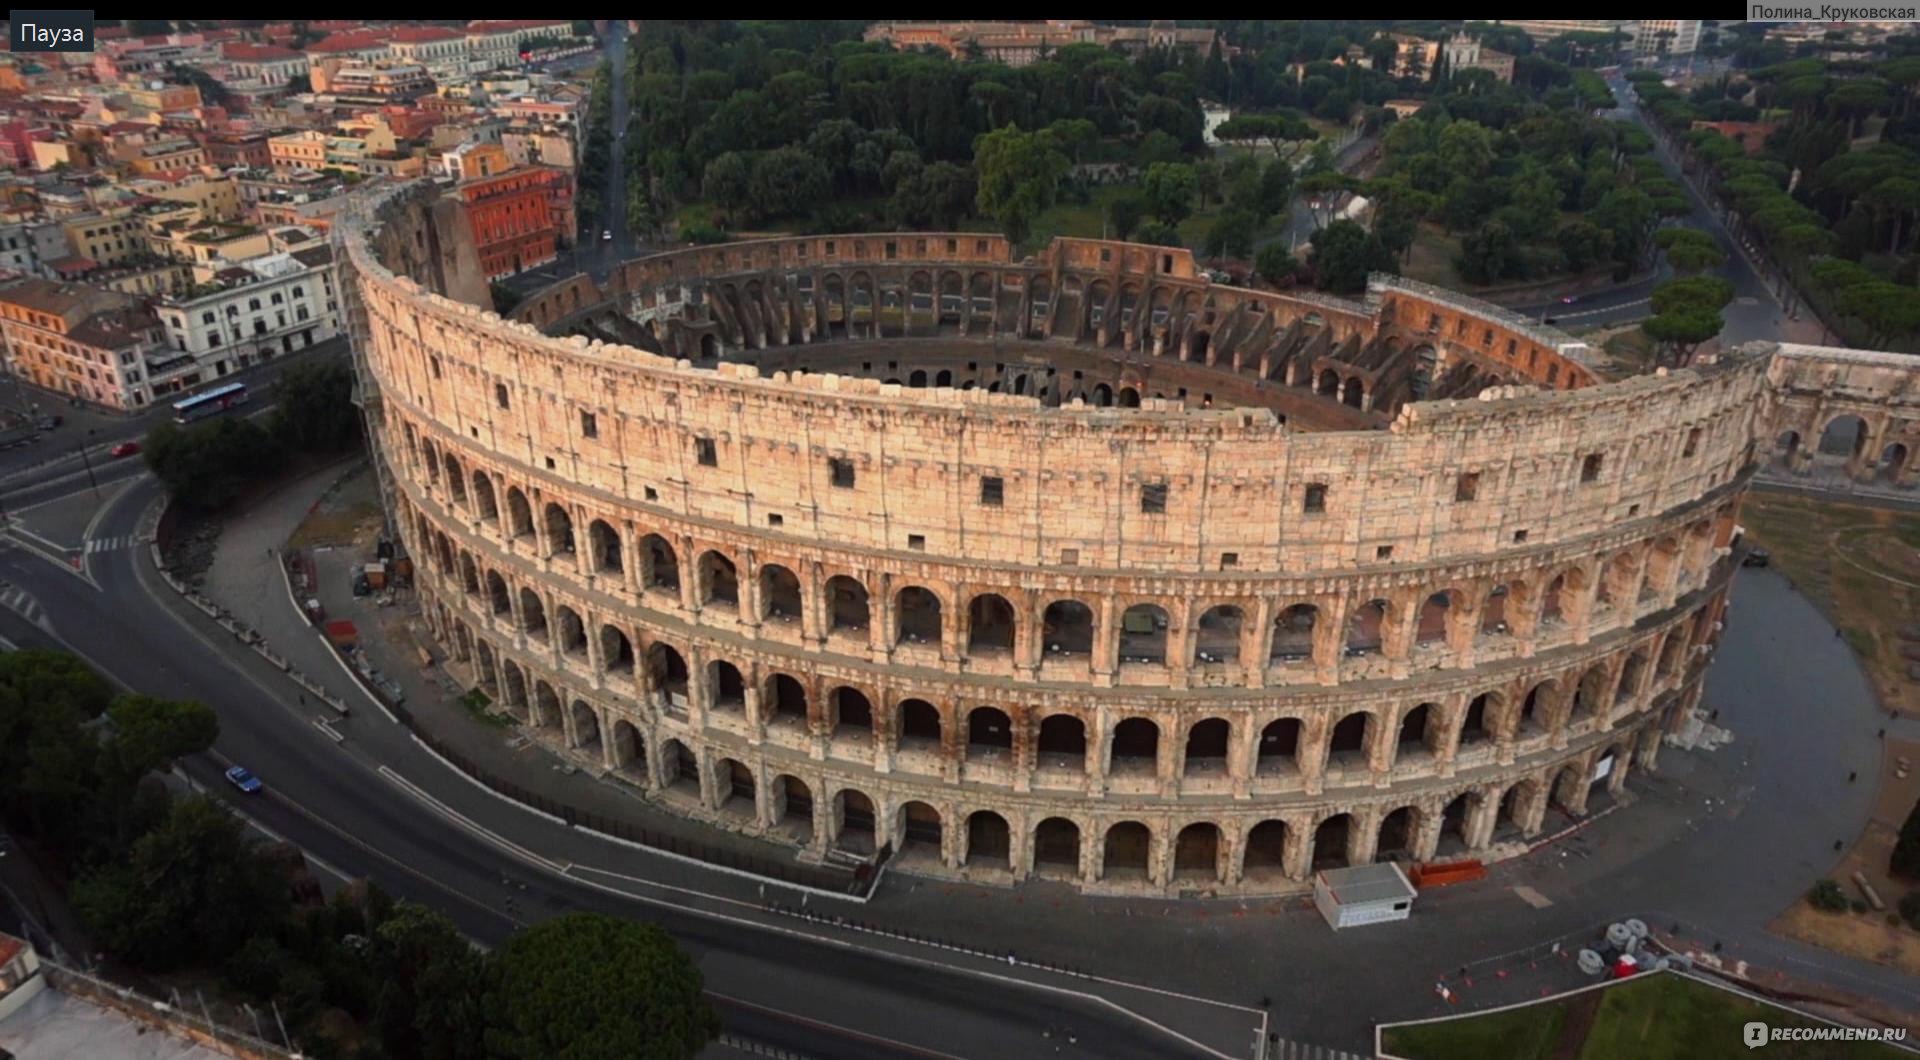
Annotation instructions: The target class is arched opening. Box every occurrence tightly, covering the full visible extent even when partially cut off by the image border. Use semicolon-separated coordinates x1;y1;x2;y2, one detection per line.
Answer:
1312;814;1353;870
554;605;586;658
518;587;547;638
760;564;802;624
1037;714;1087;773
1540;574;1567;626
897;698;941;751
827;576;870;634
499;660;528;718
445;456;467;506
646;642;689;708
1270;604;1317;663
896;586;942;645
1481;584;1512;636
473;474;498;522
1657;630;1687;679
531;682;561;731
1118;604;1169;665
1397;703;1436;763
568;695;599;752
775;775;814;840
1341;376;1364;408
473;641;499;695
1772;429;1801;468
699;333;719;360
1110;717;1160;776
485;570;510;616
1183;718;1231;777
1817;414;1867;461
707;660;745;713
766;673;808;728
1495;781;1530;840
835;789;875;853
1879;442;1910;483
1042;599;1095;656
1437;793;1473;857
1317;368;1340;396
716;759;755;819
1460;692;1494;746
1346;599;1388;655
1571;665;1610;724
610;719;644;780
659;739;699;797
1193;605;1242;665
1416;592;1454;646
966;706;1012;760
1174;823;1222;883
543;503;575;557
1375;806;1417;861
1033;817;1081;878
1118;386;1141;407
1258;717;1301;776
908;369;928;388
1517;681;1552;737
1091;382;1114;406
966;810;1011;868
830;686;873;738
506;488;533;541
1244;820;1289;883
897;801;942;861
587;520;622;575
1102;821;1152;881
1328;710;1372;769
598;624;635;677
640;534;680;593
966;593;1016;655
1597;552;1639;614
699;550;739;608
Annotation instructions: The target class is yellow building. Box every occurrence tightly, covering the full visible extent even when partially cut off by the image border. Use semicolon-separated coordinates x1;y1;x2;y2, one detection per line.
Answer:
0;279;161;410
133;175;242;223
58;212;142;265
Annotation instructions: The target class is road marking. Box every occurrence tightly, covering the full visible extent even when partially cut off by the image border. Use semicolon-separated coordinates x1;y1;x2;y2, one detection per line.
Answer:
1268;1040;1369;1060
1513;884;1554;909
376;764;566;873
707;991;973;1060
0;583;49;631
84;534;136;553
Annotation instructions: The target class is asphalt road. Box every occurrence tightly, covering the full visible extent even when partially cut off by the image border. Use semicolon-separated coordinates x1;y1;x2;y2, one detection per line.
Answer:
0;473;1219;1060
0;338;349;493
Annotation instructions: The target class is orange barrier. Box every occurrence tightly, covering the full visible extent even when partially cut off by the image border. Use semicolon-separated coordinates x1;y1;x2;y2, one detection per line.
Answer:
1410;859;1487;888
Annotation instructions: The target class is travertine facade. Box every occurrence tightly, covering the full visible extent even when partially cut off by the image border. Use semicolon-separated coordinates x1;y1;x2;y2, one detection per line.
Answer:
344;187;1776;896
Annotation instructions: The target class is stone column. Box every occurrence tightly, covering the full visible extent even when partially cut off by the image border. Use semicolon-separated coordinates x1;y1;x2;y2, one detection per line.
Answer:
1093;594;1119;686
1301;716;1330;797
1009;811;1034;879
1079;822;1101;885
1314;596;1343;686
1347;806;1383;866
801;562;826;648
1464;790;1499;850
1246;596;1275;687
1012;711;1035;794
871;574;895;659
872;701;894;774
1437;691;1468;778
737;550;761;628
1228;719;1256;800
1283;817;1312;880
1519;777;1550;837
1089;705;1112;798
1367;708;1396;789
742;676;765;746
1411;801;1445;862
677;535;700;614
696;747;719;810
1147;824;1171;888
1011;589;1039;680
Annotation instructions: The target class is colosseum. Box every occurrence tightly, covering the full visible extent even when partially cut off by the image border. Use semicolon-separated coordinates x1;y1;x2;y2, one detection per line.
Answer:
336;182;1884;898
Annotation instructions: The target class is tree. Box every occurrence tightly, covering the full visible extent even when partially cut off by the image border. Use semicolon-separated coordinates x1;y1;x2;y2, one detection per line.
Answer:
1309;219;1396;295
1131;221;1184;247
72;796;290;971
1299;170;1353;229
1653;228;1727;274
973;126;1068;246
700;152;753;223
1194;159;1224;211
1106;194;1147;241
144;416;285;512
100;695;217;788
367;904;486;1060
1214;113;1317;158
1456;220;1521;285
746;147;830;224
268;359;359;453
1141;162;1198;225
1203;208;1258;260
888;161;975;229
1255;243;1301;286
1644;276;1735;365
483;913;718;1060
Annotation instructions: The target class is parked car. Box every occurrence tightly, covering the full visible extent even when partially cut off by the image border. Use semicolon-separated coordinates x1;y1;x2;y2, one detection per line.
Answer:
36;415;61;431
109;441;140;458
1742;549;1771;568
602;229;612;241
225;765;263;794
1560;294;1579;304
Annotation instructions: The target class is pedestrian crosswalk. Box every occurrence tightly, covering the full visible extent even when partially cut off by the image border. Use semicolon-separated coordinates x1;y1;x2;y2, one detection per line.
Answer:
84;534;137;553
1267;1039;1369;1060
0;583;48;631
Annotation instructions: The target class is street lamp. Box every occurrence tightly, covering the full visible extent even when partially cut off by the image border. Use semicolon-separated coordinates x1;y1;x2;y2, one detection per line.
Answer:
78;427;99;497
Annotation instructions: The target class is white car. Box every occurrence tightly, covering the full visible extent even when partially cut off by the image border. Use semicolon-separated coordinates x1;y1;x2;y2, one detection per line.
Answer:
602;230;612;241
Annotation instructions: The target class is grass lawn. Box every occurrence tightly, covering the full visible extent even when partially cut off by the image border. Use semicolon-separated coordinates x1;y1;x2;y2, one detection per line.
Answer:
1383;972;1909;1059
1739;492;1920;716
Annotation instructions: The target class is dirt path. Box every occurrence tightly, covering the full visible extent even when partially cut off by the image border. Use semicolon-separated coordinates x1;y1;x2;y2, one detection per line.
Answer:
1548;986;1603;1060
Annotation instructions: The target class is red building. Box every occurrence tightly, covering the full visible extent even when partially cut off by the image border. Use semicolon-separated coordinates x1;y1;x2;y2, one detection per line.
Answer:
458;167;559;279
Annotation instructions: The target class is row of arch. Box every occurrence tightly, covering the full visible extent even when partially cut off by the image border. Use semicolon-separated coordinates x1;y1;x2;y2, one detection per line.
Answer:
400;444;1732;686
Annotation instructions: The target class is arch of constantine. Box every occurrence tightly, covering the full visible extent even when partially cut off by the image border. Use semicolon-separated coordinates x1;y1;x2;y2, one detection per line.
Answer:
339;182;1897;896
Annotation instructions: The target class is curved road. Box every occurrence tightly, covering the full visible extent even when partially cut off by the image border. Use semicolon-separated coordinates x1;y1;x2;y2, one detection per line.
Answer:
0;471;1231;1060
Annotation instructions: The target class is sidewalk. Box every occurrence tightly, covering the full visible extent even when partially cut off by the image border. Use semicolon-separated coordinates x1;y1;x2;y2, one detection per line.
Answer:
194;461;859;887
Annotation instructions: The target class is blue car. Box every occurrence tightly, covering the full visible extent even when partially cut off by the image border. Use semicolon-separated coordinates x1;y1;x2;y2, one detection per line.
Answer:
224;765;263;794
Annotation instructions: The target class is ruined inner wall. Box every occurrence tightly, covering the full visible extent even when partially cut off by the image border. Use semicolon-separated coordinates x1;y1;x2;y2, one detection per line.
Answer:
1764;342;1920;483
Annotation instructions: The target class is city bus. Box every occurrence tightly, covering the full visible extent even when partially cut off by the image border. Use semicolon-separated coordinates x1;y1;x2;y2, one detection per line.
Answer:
171;382;250;424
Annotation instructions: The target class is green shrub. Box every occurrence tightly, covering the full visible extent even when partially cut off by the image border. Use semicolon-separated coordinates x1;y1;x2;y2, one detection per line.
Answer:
1808;879;1848;912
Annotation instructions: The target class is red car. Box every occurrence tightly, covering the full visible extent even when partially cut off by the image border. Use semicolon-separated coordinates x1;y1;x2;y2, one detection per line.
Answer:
109;441;140;458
